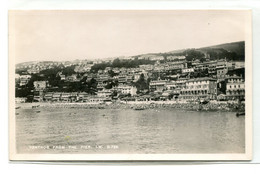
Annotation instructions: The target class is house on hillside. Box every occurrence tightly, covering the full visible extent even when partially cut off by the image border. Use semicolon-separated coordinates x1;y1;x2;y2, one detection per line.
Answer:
116;85;137;96
149;79;167;92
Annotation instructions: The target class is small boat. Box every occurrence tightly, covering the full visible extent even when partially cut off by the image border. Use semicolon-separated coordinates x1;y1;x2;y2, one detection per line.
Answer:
199;99;209;105
133;106;145;110
236;112;245;117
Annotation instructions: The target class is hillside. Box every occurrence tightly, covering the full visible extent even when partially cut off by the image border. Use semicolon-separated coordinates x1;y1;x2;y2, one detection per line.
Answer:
198;41;245;60
153;41;245;61
199;41;245;56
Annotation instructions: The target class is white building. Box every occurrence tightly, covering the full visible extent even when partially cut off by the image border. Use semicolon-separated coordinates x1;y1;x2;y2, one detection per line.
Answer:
182;68;194;74
97;89;112;98
15;97;26;103
167;55;186;61
225;76;245;100
117;85;137;96
180;77;217;100
149;79;167;92
19;75;31;86
33;81;48;91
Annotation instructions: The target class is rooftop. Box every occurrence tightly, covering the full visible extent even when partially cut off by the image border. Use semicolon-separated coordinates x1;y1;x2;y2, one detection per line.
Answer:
187;77;217;82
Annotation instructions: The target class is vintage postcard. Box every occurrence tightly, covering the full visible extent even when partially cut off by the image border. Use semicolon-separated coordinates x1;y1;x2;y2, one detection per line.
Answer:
9;10;252;161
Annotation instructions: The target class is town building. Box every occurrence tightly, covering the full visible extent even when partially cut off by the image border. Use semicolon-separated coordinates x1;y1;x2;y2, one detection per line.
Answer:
97;82;107;91
180;77;217;100
96;74;110;83
43;92;53;101
19;75;31;86
52;93;62;101
149;79;167;92
165;61;187;70
182;68;194;74
225;76;245;100
60;93;71;102
166;55;186;61
116;85;137;96
175;78;189;90
148;56;164;61
226;68;245;79
74;65;92;73
70;92;78;101
216;66;228;81
234;61;245;69
88;96;111;103
33;81;48;101
27;68;40;74
139;64;154;71
165;81;176;90
78;92;89;102
60;74;66;80
208;64;217;77
97;89;112;98
33;81;48;91
15;97;26;103
66;74;78;82
192;61;216;71
117;75;128;84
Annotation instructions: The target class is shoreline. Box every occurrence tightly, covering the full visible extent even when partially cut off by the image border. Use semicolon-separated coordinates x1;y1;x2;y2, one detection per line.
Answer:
16;101;245;112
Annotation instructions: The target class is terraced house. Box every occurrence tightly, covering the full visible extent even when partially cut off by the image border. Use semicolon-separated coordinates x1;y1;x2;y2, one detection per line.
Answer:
180;77;217;100
149;79;167;92
116;85;137;96
225;76;245;100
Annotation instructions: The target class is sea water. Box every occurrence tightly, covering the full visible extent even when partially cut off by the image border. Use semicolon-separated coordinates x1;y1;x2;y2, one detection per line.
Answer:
15;104;245;154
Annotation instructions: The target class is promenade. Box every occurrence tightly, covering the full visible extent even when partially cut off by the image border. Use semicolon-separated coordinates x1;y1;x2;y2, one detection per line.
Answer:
16;100;245;112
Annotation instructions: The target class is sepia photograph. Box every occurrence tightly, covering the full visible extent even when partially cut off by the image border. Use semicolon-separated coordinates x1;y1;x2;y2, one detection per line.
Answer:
9;10;252;161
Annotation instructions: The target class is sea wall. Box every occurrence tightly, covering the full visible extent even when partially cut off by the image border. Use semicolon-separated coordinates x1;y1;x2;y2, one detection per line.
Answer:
31;101;245;112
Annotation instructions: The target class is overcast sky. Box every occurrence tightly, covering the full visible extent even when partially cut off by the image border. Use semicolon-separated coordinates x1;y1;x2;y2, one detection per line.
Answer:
9;10;249;63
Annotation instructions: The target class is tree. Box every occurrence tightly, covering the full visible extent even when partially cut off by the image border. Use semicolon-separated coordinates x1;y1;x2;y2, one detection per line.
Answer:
90;63;108;73
62;65;76;76
108;70;117;77
111;91;118;98
134;74;149;91
86;78;98;94
184;49;204;61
